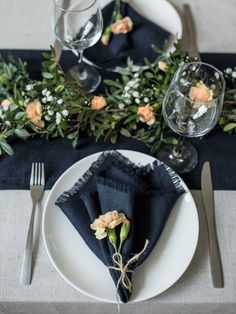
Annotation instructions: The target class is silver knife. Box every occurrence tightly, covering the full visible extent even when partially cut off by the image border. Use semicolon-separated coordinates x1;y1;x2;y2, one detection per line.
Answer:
201;161;224;288
181;4;201;61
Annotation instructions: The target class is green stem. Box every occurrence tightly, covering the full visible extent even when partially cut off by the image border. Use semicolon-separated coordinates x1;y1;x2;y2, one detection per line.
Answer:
118;240;123;254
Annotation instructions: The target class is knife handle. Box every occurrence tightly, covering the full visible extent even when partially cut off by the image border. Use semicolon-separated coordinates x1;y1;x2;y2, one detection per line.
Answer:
206;204;224;288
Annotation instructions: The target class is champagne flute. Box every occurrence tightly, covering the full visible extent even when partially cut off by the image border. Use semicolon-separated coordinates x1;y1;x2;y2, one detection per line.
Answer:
157;62;225;173
54;0;103;93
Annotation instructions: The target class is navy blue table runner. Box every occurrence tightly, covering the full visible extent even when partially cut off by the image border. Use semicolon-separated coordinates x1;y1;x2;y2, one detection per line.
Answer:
0;50;236;190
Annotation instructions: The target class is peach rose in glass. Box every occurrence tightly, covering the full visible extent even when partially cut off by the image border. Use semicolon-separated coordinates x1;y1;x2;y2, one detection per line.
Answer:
90;210;128;240
111;16;133;34
189;81;213;102
138;104;156;125
91;96;107;110
26;100;43;126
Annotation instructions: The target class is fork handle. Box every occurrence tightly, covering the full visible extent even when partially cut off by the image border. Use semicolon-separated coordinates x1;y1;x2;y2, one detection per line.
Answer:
20;203;36;285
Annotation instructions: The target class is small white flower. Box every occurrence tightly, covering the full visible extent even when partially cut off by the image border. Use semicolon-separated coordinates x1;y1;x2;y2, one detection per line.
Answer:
26;84;33;91
47;95;53;102
124;93;131;99
2;104;10;111
226;68;232;75
48;110;54;116
125;99;132;105
232;71;236;78
62;109;69;117
42;88;47;96
134;73;139;78
45;115;51;121
21;91;25;96
46;91;51;97
135;98;140;104
128;80;135;87
214;72;220;80
144;97;149;103
132;91;139;98
56;112;62;125
5;120;11;127
57;98;63;105
118;103;125;109
42;97;47;104
124;86;130;91
133;83;139;89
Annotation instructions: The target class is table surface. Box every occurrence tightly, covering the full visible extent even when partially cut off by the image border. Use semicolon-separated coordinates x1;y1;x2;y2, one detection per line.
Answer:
0;190;236;314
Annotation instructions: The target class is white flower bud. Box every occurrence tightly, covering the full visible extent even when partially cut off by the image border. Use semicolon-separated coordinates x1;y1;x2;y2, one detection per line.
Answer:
62;109;69;117
57;98;63;105
47;95;53;102
42;88;47;96
26;84;33;91
42;97;47;104
56;112;62;125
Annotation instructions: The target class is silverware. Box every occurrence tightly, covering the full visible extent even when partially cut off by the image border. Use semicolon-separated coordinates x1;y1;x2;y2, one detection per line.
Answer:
201;161;224;288
181;4;201;61
20;162;45;285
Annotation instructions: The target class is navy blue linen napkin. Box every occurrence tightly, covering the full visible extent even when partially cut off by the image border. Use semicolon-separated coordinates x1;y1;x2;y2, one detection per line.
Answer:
55;151;185;303
83;1;170;69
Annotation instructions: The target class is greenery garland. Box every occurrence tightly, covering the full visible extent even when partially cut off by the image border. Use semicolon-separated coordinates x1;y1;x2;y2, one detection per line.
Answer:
0;45;236;156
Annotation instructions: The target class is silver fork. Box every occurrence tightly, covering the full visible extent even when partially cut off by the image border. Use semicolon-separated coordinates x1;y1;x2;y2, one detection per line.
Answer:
20;162;45;285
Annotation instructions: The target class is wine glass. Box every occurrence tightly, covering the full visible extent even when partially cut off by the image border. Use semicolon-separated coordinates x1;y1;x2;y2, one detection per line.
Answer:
54;0;103;93
157;62;225;173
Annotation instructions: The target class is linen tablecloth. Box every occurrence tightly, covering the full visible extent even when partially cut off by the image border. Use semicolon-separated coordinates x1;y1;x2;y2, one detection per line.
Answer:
0;190;235;314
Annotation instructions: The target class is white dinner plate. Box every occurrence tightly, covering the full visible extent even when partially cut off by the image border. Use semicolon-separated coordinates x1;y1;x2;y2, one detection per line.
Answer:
42;150;199;303
83;0;183;71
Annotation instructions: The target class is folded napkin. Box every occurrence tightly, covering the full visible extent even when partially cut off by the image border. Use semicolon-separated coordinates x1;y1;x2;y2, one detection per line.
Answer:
83;1;170;69
55;151;185;302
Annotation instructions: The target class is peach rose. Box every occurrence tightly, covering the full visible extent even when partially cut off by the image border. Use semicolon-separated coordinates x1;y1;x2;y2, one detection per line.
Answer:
101;34;110;45
111;16;133;34
158;60;167;72
91;96;107;110
138;104;155;125
26;100;42;126
90;210;128;240
1;99;12;110
189;81;213;102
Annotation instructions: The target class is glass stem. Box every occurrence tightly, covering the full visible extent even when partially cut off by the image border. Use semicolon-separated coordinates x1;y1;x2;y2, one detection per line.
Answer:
77;50;88;80
172;136;185;158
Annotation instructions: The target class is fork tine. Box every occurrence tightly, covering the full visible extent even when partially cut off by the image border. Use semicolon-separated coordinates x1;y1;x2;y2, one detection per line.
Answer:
35;162;39;186
41;163;45;186
30;163;35;186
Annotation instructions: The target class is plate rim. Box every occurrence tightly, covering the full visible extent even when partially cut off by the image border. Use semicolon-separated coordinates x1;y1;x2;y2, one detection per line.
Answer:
42;149;199;303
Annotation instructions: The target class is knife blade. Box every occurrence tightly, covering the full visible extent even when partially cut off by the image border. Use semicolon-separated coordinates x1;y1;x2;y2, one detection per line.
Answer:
181;4;201;61
201;161;224;288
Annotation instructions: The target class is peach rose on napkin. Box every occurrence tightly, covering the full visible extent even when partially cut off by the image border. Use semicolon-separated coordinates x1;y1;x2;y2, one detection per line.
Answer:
91;96;107;110
189;81;213;102
26;99;43;126
138;104;155;125
111;16;133;34
90;210;128;240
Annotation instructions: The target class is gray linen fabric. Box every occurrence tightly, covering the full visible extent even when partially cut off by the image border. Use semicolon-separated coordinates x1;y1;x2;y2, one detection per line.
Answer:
0;190;236;313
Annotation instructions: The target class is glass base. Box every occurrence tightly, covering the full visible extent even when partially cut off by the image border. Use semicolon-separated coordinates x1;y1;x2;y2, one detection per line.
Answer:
68;63;101;94
157;141;198;174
